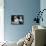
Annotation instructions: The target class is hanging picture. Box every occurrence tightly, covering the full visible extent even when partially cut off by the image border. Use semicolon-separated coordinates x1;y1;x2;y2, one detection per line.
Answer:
11;15;24;25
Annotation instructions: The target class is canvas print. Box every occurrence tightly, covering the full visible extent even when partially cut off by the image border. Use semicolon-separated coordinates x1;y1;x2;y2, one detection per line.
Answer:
11;15;24;25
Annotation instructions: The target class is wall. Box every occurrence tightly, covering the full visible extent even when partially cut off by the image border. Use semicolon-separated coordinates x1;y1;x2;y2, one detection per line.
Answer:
4;0;40;42
40;0;46;27
0;0;4;42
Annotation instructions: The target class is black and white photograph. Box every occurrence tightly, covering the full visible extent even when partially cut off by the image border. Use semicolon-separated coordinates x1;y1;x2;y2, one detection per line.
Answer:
11;15;24;25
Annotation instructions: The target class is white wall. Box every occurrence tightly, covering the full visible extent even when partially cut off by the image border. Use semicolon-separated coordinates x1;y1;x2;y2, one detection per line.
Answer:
0;0;4;42
40;0;46;27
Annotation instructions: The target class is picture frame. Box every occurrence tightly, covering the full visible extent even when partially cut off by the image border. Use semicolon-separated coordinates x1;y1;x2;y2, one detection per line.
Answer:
11;15;24;25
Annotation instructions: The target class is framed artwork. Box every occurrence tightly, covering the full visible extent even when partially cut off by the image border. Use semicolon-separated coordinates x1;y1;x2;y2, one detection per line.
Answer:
11;15;24;25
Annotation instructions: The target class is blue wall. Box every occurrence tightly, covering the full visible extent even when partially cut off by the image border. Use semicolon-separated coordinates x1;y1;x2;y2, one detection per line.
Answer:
4;0;40;42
